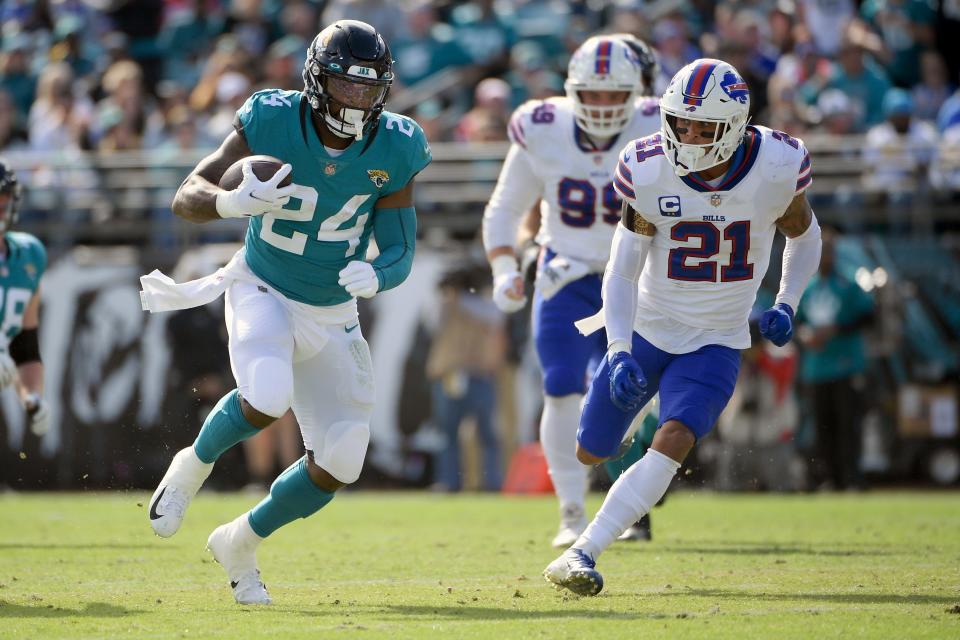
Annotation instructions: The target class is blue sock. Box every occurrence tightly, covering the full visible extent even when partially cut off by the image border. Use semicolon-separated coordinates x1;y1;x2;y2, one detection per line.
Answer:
247;457;335;538
192;389;261;464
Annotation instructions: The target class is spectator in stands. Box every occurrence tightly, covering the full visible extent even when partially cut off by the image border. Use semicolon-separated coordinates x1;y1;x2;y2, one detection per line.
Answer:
205;71;250;142
49;15;95;82
860;0;935;88
157;1;224;89
259;36;304;92
937;73;960;133
767;42;821;133
0;33;37;126
803;40;891;130
27;62;91;152
428;265;506;492
222;0;276;58
796;228;874;491
450;0;516;70
912;51;953;123
456;77;510;143
0;89;29;152
322;0;406;47
188;34;253;115
653;18;700;80
278;1;320;45
795;0;855;57
929;123;960;195
817;89;861;136
862;88;937;202
92;60;158;149
390;1;472;88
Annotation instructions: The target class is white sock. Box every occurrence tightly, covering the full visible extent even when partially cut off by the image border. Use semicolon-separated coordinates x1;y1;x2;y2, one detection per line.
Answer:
233;513;264;548
540;394;588;510
173;447;214;494
574;448;680;559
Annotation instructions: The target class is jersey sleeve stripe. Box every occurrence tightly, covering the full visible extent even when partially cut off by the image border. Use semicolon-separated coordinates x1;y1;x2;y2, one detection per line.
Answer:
799;152;811;173
795;174;812;193
508;119;526;148
613;174;636;200
617;159;633;183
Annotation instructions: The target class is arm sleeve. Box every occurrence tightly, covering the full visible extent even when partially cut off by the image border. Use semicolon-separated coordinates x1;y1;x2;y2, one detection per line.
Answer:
372;206;416;292
775;212;822;311
481;144;544;252
603;221;652;353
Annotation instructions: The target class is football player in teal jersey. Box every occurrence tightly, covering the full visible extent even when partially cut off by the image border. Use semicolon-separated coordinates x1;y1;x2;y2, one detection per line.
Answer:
143;21;431;605
0;162;49;439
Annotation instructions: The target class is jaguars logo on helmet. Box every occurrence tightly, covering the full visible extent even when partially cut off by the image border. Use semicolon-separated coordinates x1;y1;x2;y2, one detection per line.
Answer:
302;20;394;142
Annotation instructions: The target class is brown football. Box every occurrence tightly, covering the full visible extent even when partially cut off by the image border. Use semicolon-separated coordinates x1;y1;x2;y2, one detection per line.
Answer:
218;155;292;190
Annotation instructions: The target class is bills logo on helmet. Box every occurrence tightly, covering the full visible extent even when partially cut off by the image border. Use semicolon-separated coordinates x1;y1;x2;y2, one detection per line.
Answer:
720;71;749;104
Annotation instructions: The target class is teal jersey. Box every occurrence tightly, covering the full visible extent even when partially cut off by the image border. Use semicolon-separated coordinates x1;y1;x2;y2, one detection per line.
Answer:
0;232;46;342
236;89;432;306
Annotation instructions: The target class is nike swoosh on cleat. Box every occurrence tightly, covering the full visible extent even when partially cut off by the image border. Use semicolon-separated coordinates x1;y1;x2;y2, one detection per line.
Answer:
231;581;239;589
345;324;359;333
149;487;165;520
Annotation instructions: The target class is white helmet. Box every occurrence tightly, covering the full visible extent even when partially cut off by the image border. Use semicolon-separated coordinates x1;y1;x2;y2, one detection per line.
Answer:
659;58;750;176
565;36;644;138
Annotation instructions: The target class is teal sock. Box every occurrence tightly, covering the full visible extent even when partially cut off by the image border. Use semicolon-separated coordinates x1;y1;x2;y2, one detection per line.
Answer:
192;389;261;464
247;457;335;538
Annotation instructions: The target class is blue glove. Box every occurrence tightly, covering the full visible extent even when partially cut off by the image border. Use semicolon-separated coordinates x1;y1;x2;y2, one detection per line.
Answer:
608;350;647;412
759;303;795;346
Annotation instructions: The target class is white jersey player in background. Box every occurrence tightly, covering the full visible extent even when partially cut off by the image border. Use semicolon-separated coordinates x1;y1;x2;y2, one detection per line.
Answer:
482;36;659;547
544;58;822;595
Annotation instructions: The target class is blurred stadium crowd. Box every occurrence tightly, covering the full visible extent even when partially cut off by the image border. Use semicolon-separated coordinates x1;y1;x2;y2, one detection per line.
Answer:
0;1;957;164
0;0;958;492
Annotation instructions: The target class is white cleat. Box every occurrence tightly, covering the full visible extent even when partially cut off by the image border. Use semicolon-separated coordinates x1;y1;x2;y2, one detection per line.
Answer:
543;547;604;596
149;447;213;538
551;503;587;548
207;515;270;605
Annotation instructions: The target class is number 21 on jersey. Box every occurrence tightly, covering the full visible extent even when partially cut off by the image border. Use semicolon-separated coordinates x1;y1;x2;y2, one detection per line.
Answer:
668;220;753;282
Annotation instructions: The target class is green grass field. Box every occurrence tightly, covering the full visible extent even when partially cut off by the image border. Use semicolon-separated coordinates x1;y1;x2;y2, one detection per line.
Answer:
0;491;957;639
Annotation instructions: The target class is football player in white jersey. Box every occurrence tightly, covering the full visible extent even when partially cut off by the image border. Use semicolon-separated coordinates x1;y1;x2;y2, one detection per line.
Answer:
483;36;660;548
544;58;822;595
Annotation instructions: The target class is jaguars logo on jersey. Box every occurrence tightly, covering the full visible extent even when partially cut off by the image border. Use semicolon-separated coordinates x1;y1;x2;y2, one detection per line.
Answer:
367;169;390;188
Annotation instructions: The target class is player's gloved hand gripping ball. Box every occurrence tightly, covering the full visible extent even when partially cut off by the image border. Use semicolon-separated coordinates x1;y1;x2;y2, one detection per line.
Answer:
759;303;794;347
216;156;296;218
608;350;647;412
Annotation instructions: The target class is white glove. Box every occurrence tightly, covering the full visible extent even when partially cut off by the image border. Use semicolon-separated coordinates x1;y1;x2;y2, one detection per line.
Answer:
535;255;590;300
24;393;50;437
215;161;297;219
491;254;526;314
0;351;17;388
338;261;379;298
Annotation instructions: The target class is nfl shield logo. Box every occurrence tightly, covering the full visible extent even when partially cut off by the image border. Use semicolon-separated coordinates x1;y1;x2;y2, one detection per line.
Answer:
324;163;337;175
710;194;722;207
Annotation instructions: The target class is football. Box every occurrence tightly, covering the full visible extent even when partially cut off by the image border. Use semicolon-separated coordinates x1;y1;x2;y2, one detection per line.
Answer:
218;155;292;190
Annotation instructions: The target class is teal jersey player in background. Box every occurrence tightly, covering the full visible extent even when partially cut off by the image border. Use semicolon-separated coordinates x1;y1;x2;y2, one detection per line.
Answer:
142;21;431;606
0;162;49;440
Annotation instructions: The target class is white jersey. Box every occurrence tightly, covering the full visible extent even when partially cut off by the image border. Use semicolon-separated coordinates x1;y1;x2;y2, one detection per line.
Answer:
613;125;812;352
483;96;660;271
